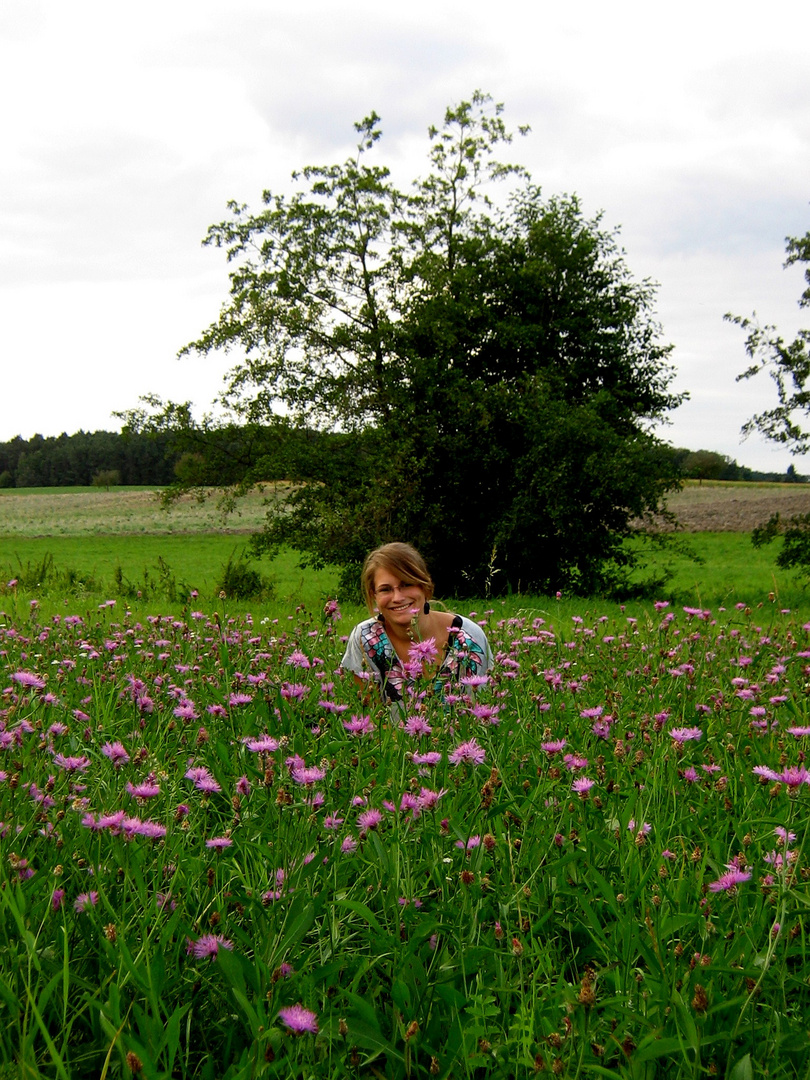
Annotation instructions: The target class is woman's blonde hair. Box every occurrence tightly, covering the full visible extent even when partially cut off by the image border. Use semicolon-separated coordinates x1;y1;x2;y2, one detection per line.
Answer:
361;542;434;613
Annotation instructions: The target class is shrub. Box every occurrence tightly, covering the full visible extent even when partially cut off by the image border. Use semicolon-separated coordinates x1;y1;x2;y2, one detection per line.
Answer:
214;551;273;600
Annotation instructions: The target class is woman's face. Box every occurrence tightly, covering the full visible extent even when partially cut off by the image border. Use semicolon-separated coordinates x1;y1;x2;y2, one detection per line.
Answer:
373;566;425;629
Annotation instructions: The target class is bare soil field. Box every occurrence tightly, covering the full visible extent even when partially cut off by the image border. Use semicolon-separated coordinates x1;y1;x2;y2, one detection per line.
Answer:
651;481;810;532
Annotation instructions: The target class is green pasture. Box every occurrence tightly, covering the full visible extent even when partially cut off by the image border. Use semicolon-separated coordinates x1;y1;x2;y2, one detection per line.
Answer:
1;532;808;626
629;532;810;611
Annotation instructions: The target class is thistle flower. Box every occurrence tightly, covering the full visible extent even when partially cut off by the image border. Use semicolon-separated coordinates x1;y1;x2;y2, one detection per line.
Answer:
449;739;486;766
290;765;326;785
53;754;90;772
278;1003;318;1035
126;781;161;799
11;671;46;689
101;741;130;767
243;734;279;753
342;714;374;736
187;933;233;959
708;867;752;893
572;777;595;795
357;808;383;833
670;727;702;743
403;715;432;737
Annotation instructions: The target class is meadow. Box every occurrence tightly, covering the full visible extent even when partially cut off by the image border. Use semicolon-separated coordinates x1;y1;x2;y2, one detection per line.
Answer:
1;486;810;1077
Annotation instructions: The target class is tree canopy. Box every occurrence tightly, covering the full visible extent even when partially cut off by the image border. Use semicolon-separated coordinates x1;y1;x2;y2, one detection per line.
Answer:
126;93;684;598
729;225;810;452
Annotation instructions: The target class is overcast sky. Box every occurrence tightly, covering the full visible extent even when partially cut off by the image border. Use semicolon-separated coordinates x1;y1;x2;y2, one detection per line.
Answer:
1;0;809;470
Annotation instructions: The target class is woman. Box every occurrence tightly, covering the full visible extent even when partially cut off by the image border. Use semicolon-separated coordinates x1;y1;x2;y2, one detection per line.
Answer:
341;542;492;705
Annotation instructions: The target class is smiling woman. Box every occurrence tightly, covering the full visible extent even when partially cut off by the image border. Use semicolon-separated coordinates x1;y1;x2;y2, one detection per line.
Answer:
340;542;492;707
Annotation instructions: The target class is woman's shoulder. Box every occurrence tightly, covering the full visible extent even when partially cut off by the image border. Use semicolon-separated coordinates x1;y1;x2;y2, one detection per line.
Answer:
450;614;493;664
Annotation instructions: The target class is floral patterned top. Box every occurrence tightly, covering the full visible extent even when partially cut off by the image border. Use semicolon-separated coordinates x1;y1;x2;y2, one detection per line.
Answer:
341;614;492;704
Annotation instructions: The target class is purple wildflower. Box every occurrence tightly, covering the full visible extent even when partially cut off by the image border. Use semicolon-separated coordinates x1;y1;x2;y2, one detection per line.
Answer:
126;781;161;799
290;765;326;785
243;734;279;753
708;867;752;893
342;714;375;736
11;671;46;689
357;808;383;833
206;836;233;849
187;933;234;959
101;741;130;767
74;891;99;912
403;715;433;737
572;777;595;795
278;1003;319;1035
53;754;90;772
449;738;486;766
670;727;703;743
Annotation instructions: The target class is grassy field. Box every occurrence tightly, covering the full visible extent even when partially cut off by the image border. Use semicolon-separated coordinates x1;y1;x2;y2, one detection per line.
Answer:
1;484;809;617
2;591;810;1077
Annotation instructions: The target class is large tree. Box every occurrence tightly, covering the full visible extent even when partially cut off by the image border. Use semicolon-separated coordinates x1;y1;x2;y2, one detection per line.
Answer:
130;93;683;597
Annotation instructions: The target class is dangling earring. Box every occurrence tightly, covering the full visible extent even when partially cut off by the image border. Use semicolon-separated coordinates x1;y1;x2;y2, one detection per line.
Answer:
423;601;430;615
376;612;385;623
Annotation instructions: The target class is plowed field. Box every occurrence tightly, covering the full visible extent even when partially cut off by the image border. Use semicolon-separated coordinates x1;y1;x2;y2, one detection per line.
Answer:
650;481;810;532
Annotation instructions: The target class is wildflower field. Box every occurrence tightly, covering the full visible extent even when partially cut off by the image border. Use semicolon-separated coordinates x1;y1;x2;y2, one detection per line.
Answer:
1;594;810;1079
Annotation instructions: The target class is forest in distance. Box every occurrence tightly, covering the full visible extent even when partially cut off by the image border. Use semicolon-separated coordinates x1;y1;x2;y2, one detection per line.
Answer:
0;428;805;491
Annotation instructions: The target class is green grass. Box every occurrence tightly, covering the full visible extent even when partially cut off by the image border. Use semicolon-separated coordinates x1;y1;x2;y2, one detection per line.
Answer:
0;536;340;612
3;531;810;623
631;532;810;611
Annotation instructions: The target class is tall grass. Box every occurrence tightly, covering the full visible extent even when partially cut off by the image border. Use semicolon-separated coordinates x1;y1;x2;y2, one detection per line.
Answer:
1;596;810;1076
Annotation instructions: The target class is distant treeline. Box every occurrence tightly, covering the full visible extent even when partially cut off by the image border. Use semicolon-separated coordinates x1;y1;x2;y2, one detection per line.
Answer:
670;447;807;484
0;430;805;489
0;430;178;488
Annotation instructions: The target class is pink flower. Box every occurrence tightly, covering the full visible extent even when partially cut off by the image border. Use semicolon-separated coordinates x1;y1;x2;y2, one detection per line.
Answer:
285;650;311;669
280;683;310;700
243;734;279;753
278;1003;318;1035
126;781;161;799
670;727;702;743
206;836;233;849
449;739;486;766
12;671;46;689
187;934;233;959
403;715;432;738
541;739;566;754
74;891;99;912
342;714;375;737
291;765;326;786
572;777;595;795
101;741;130;767
409;637;438;663
357;808;382;833
412;751;442;767
53;754;90;772
708;867;752;893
